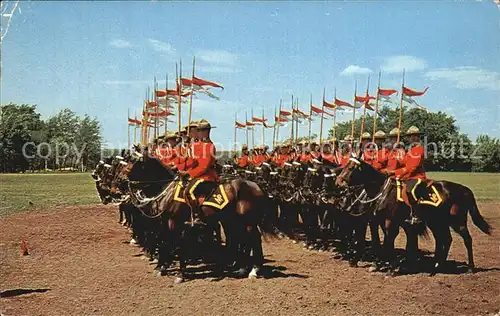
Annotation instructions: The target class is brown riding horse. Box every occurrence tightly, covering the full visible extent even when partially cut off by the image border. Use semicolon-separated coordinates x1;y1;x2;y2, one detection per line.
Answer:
336;157;491;275
120;153;278;282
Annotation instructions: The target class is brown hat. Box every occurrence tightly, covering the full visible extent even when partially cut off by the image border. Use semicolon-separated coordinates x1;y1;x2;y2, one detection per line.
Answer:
197;119;216;130
406;126;423;136
374;130;386;139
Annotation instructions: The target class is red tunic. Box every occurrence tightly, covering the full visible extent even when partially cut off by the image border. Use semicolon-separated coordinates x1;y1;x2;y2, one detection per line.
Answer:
372;148;389;171
321;153;336;164
339;152;351;167
299;154;311;163
238;155;249;168
384;148;406;172
311;151;321;160
394;144;426;180
186;141;218;181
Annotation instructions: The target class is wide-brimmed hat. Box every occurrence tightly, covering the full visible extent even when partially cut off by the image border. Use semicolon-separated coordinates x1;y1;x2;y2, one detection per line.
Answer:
343;135;354;142
388;128;400;137
163;131;176;140
242;144;248;150
360;132;371;140
406;126;424;136
374;130;386;139
197;119;216;130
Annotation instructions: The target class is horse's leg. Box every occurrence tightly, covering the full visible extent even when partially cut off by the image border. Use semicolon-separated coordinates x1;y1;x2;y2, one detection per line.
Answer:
248;225;264;279
452;223;474;272
450;203;475;272
381;219;399;274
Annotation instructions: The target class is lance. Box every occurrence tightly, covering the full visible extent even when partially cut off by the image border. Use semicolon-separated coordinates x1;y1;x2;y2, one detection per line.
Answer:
308;93;312;141
251;108;255;148
372;71;382;142
175;61;182;135
333;88;337;142
276;99;282;145
397;69;406;143
165;72;169;135
127;108;131;150
290;95;294;144
187;56;195;136
262;108;265;147
319;88;325;143
234;112;237;153
350;81;357;140
134;109;137;145
272;104;277;148
359;75;370;142
245;111;249;146
153;76;158;140
295;98;299;141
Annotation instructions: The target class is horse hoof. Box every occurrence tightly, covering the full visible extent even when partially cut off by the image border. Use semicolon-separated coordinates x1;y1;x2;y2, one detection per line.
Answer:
292;240;297;244
151;258;159;264
173;277;184;284
155;271;163;277
235;268;247;278
139;255;148;260
368;266;379;273
248;267;259;279
129;238;137;245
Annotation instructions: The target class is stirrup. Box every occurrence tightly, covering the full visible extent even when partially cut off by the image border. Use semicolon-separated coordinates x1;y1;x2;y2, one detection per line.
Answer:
405;216;422;225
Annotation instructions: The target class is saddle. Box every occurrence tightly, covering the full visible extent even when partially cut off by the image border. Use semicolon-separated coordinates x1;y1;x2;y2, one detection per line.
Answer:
396;178;442;207
174;179;230;210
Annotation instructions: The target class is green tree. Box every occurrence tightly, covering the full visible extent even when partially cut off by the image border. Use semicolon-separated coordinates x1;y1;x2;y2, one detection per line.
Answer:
471;135;500;172
0;103;44;172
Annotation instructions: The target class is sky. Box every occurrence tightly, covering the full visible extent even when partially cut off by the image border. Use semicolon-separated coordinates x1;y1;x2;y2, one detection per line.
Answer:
2;1;499;149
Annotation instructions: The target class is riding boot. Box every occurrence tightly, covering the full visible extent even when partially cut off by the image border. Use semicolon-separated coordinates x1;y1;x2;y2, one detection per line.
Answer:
405;205;422;225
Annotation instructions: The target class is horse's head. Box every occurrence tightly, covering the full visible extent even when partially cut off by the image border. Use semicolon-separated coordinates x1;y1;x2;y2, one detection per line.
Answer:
335;156;383;188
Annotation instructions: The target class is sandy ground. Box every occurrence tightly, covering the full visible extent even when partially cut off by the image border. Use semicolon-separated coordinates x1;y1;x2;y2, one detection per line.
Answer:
1;203;499;316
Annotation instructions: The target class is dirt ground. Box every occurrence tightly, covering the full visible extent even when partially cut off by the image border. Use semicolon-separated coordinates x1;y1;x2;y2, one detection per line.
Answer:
1;203;499;316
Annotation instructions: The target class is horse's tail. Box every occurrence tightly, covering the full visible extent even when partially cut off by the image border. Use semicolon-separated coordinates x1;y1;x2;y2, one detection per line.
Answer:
465;186;491;235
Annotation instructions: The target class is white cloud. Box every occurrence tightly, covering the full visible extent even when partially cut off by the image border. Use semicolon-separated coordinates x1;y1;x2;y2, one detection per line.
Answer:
109;39;132;48
381;55;427;73
340;65;373;76
197;49;238;66
148;39;175;54
425;66;500;91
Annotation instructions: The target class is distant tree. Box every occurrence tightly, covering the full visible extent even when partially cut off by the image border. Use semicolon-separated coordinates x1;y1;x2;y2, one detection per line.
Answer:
0;103;44;172
471;135;500;172
329;106;470;171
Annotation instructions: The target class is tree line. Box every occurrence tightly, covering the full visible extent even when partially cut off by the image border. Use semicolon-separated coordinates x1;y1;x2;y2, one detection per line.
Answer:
330;106;499;172
0;103;102;173
1;103;498;173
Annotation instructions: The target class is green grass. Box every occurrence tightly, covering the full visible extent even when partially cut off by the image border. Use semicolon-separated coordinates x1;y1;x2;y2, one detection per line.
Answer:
0;173;100;217
0;172;498;217
428;172;500;201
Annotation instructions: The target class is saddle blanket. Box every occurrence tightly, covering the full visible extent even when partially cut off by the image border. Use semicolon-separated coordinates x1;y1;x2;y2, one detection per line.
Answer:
396;179;443;207
173;180;230;210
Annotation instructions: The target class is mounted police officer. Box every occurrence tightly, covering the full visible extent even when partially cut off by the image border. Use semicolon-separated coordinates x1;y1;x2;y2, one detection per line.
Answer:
179;119;218;216
371;130;389;171
387;126;427;224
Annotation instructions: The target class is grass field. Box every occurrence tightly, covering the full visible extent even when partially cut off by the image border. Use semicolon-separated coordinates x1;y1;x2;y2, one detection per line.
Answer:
0;173;100;217
0;172;498;217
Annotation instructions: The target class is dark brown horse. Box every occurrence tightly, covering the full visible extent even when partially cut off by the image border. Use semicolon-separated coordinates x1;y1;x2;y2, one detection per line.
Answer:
336;157;492;275
121;154;278;283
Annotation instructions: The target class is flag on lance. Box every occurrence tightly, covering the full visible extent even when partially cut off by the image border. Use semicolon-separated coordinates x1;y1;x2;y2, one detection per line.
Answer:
378;88;398;104
402;86;429;110
252;116;267;125
235;121;246;129
311;105;334;119
334;97;353;108
355;95;376;110
323;99;336;110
